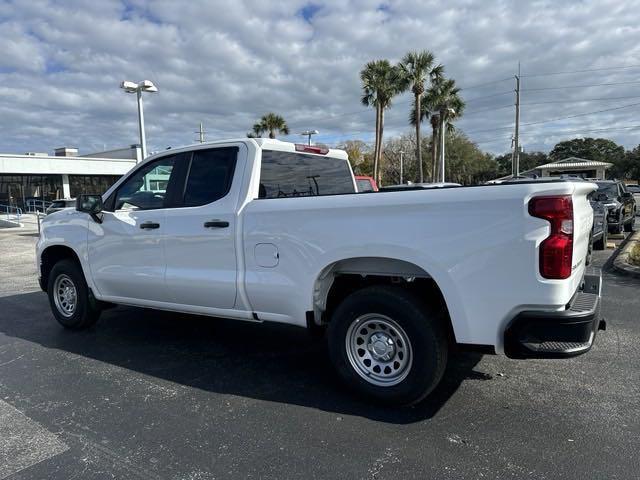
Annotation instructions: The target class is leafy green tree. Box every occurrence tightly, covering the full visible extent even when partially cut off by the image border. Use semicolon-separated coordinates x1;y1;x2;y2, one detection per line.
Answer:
441;131;498;184
494;151;548;177
338;140;371;174
361;60;402;184
399;51;443;183
549;137;624;163
623;145;640;180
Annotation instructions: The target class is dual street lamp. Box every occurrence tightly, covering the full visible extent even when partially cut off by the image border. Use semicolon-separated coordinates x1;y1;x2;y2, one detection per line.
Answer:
300;129;319;146
120;80;158;160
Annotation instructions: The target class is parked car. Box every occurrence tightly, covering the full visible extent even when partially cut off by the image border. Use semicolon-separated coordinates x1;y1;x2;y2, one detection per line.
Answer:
46;199;76;215
355;175;378;192
37;138;602;406
586;191;609;264
594;180;636;233
626;184;640;208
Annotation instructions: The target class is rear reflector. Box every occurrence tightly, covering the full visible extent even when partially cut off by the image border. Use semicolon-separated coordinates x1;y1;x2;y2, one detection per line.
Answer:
528;195;574;279
295;144;329;155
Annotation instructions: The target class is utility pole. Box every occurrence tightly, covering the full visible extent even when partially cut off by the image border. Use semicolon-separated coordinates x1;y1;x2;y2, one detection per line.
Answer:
399;150;404;184
513;63;521;177
195;122;206;143
439;111;446;182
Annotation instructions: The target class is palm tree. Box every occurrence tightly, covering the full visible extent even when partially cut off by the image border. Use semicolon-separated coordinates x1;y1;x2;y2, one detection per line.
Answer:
248;113;289;139
246;123;263;138
361;60;402;184
400;51;443;183
414;77;465;181
261;112;289;139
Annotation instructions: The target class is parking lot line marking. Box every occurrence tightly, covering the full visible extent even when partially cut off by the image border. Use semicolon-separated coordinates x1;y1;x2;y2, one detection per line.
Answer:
0;399;68;479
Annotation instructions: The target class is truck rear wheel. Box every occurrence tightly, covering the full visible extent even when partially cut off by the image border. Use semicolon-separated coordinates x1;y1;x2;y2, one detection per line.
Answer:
328;286;448;406
47;259;101;330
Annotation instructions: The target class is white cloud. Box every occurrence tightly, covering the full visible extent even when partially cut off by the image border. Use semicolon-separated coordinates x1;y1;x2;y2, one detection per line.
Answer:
0;0;638;156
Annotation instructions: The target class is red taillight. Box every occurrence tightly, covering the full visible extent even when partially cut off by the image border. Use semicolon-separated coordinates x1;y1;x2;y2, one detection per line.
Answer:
295;144;329;155
528;195;573;279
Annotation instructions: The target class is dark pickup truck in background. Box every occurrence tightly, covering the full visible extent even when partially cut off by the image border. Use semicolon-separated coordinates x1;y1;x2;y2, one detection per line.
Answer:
594;180;636;234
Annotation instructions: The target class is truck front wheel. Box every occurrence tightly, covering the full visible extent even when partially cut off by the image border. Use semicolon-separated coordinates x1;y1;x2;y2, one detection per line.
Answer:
47;259;101;330
328;286;448;406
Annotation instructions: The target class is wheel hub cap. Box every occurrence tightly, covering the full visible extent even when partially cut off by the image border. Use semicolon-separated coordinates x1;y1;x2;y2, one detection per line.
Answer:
345;314;413;387
53;274;77;318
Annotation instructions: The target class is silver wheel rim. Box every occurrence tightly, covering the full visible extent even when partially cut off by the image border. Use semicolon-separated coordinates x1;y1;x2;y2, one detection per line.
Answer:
53;274;77;318
345;313;413;387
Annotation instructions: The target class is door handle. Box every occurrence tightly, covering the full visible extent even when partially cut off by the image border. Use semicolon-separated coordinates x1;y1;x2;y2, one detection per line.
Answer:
140;221;160;230
204;220;229;228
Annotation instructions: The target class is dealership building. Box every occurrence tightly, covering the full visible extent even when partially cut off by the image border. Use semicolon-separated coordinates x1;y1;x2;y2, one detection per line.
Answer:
0;145;140;209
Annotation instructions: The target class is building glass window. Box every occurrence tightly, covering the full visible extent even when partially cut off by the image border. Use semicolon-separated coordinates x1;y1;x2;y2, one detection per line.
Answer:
0;174;63;210
68;175;121;198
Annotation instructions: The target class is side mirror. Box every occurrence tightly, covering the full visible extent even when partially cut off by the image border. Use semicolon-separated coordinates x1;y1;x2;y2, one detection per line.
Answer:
76;194;104;223
596;193;608;202
622;191;633;199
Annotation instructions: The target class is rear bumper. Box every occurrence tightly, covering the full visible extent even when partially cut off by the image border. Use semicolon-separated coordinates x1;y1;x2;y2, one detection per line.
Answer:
504;268;604;359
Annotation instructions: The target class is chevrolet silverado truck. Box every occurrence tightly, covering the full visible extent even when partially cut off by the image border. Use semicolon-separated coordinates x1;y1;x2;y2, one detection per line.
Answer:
37;139;604;405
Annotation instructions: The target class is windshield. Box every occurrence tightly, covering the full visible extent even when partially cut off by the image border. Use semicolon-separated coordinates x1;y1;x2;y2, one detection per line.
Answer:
596;183;618;198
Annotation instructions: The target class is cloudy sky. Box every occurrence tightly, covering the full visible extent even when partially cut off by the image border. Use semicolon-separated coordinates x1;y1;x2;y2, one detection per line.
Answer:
1;0;640;156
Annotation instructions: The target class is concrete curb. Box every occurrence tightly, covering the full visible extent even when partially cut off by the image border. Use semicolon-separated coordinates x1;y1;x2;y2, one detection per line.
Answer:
612;230;640;278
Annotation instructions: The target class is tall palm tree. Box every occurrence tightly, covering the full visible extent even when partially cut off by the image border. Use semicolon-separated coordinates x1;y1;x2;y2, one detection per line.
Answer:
414;77;465;181
258;113;289;139
361;60;402;184
400;51;443;183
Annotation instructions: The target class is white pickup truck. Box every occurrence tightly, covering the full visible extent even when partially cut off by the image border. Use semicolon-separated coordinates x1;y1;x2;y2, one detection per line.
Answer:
37;138;604;405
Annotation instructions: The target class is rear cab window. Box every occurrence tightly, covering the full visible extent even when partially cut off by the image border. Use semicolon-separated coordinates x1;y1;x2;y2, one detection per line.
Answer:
258;150;355;199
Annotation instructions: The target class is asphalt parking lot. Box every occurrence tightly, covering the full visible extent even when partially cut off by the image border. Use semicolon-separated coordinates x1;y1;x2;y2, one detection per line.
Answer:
0;222;638;479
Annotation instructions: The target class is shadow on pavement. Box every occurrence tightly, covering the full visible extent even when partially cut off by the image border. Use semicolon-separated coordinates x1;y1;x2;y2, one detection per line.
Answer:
0;291;487;424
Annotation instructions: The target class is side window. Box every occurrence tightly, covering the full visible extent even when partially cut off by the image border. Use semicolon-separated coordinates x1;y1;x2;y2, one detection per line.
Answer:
113;155;177;211
182;147;238;207
259;150;355;199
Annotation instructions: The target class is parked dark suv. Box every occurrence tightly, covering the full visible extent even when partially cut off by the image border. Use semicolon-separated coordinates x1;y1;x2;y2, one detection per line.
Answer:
594;180;636;233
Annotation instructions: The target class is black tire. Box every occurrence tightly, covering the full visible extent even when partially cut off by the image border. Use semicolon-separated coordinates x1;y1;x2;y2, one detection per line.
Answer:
328;286;448;406
47;259;101;329
624;215;635;232
593;226;607;250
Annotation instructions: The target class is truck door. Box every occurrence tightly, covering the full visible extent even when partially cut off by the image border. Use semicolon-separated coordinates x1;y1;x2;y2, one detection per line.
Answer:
163;145;243;310
88;153;184;302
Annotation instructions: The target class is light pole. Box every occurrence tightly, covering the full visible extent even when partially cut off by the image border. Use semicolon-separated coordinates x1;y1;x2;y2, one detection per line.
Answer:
439;107;456;183
399;150;404;184
120;80;158;160
300;129;319;146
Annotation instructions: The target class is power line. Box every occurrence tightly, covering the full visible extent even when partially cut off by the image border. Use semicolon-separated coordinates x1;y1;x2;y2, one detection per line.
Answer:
462;104;513;115
459;77;513;90
465;101;640;135
522;80;640;92
522;95;640;105
465;90;513;102
474;123;640;145
522;63;640;77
